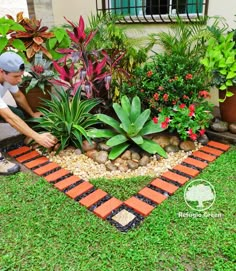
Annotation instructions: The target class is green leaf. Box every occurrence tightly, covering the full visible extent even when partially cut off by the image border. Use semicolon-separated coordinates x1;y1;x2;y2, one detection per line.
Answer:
133;109;150;134
108;142;130;160
113;103;130;132
97;114;123;133
139;138;167;158
0;37;8;53
131;135;143;145
87;128;117;138
11;39;26;51
120;95;131;116
106;134;128;147
130;96;141;122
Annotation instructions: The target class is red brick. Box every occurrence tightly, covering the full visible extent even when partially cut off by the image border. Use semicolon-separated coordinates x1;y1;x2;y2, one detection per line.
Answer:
151;178;179;195
65;181;93;199
33;162;59;176
183;157;208;169
16;151;40;163
45;168;70;182
199;146;223;156
8;146;31;157
207;141;230;151
54;175;81;191
173;164;199;178
24;156;49;169
93;197;123;219
192;151;216;162
138;187;167;204
79;189;108;208
161;171;189;185
125;196;154;216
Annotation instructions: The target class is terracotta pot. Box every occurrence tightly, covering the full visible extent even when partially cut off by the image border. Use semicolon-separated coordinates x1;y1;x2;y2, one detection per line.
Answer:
219;86;236;123
22;86;51;112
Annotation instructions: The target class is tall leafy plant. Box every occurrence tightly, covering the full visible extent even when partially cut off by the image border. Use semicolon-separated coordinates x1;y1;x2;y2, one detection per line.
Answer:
31;89;101;152
88;95;167;160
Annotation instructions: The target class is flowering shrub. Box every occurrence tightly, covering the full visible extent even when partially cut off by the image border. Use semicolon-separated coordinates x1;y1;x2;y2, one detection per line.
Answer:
154;102;213;140
121;53;213;140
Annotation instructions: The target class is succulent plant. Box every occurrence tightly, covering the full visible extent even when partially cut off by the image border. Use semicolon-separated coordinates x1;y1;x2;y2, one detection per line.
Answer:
88;95;168;160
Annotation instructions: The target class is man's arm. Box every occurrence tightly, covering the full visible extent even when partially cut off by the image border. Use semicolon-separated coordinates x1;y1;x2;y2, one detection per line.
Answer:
12;90;42;118
0;107;57;148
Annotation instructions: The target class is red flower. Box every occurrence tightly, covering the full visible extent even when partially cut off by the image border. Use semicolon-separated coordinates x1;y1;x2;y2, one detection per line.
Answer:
153;93;159;101
199;129;205;136
153;116;158;124
161;117;170;129
188;111;195;117
158;86;164;91
172;100;177;105
185;73;193;80
140;89;144;92
147;70;153;77
190;133;197;141
198;90;210;98
189;104;195;112
163;93;169;102
179;103;186;109
182;95;189;100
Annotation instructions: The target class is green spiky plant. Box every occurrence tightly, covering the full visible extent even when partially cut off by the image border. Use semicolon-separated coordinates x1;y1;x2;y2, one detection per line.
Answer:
88;95;168;160
31;88;101;152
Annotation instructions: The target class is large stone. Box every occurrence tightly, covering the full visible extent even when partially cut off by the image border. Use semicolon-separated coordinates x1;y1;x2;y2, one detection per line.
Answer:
82;140;97;151
169;136;180;146
131;151;141;161
229;123;236;134
127;160;139;170
165;144;179;153
121;150;131;160
197;134;209;145
139;155;150;166
210;121;228;133
152;135;170;148
94;151;108;164
180;140;196;151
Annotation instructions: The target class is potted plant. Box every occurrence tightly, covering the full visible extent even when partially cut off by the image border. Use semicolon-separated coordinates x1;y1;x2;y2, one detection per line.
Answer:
201;31;236;123
21;52;55;112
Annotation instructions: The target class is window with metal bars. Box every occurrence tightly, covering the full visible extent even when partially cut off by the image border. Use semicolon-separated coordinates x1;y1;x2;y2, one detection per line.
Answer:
96;0;209;23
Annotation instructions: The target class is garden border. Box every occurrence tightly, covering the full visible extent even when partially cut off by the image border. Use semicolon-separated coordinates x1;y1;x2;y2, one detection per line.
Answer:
8;140;230;232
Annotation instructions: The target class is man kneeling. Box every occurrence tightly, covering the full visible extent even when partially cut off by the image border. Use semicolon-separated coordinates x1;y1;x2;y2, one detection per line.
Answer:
0;52;57;175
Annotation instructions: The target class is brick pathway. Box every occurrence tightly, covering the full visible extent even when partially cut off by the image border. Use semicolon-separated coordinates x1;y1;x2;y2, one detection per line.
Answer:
8;141;230;232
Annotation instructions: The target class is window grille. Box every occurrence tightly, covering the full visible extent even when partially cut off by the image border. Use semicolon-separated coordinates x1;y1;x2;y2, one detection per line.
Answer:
96;0;209;23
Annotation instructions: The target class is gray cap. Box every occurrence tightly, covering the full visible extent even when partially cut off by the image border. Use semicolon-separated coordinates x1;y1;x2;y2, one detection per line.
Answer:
0;52;24;72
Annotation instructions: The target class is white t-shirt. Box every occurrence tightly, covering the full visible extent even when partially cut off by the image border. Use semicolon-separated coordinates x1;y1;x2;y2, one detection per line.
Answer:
0;82;19;109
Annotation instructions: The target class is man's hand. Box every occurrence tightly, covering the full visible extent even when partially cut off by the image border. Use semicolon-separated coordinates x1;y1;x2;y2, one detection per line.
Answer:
35;132;58;148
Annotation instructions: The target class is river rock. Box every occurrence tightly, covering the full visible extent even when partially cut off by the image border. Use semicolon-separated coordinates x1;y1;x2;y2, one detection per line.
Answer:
121;150;131;160
197;134;209;145
105;161;118;171
210;121;228;132
131;151;141;161
169;136;180;146
180;140;196;151
94;151;108;164
165;144;179;153
127;160;139;170
97;142;111;151
229;123;236;134
139;155;150;166
85;149;97;159
82;140;97;151
152;135;170;148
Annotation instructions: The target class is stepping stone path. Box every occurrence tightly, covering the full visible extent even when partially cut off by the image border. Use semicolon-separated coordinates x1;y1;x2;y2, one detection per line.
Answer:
8;141;230;232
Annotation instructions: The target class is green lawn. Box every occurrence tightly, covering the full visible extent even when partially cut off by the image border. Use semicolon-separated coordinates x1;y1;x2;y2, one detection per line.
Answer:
0;146;235;271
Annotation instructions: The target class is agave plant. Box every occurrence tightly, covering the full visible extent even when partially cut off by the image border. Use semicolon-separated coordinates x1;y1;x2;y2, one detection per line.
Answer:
31;88;101;152
88;95;168;160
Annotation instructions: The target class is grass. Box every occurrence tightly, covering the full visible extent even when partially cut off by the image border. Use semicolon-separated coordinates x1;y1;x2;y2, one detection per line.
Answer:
0;146;235;270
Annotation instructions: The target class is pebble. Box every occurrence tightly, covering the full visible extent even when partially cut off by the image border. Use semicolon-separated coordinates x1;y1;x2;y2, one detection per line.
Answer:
45;143;202;181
